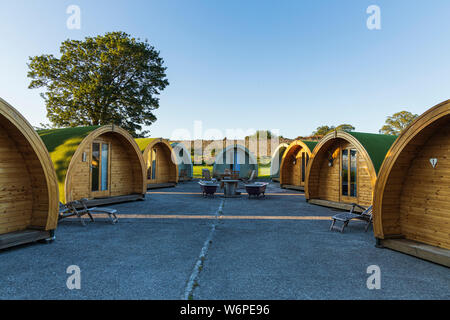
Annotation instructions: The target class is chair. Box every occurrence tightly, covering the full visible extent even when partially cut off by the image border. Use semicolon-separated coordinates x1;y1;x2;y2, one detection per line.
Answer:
179;169;187;182
79;198;119;224
329;204;373;233
241;170;256;183
59;201;94;226
202;168;217;182
230;170;240;180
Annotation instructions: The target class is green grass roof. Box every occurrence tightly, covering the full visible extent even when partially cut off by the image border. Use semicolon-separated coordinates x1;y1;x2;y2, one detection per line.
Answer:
135;138;158;153
38;126;100;202
302;140;318;152
347;131;397;174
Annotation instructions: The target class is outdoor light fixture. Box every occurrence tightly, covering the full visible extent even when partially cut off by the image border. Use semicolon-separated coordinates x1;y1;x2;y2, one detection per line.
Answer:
327;151;334;167
430;158;438;168
82;152;87;162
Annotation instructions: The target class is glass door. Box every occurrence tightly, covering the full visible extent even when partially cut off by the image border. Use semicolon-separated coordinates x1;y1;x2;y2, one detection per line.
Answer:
341;147;357;202
233;148;240;173
301;152;309;186
148;148;157;181
91;141;110;198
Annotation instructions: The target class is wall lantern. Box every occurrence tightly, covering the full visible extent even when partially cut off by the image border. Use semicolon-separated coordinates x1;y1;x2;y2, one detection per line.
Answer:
430;158;438;168
82;152;87;162
327;151;334;167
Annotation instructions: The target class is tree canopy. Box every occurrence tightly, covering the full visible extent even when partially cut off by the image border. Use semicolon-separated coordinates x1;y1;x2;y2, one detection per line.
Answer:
28;31;169;137
312;124;355;137
379;111;418;135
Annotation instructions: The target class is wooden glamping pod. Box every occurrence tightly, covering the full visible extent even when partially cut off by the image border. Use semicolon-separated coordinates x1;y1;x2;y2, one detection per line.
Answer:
305;131;397;211
373;100;450;266
39;125;146;206
279;140;318;190
213;144;258;179
269;143;288;182
136;138;179;189
171;142;193;181
0;98;59;249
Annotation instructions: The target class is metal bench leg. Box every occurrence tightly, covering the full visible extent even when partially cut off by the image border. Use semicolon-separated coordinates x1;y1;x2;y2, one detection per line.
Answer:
110;213;118;224
340;220;349;233
365;220;371;232
329;219;337;231
77;213;86;226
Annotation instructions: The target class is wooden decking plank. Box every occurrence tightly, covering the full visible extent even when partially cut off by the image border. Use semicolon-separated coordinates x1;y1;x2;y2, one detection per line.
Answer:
381;239;450;268
0;229;50;249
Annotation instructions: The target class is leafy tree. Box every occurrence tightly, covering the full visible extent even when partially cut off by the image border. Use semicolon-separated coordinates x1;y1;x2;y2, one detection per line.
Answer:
246;130;276;139
379;111;418;135
27;31;169;137
335;124;355;132
312;124;355;137
313;125;334;136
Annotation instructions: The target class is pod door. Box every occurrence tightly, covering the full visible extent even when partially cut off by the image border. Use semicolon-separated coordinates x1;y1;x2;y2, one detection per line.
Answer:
340;146;357;203
91;140;111;198
147;147;158;182
291;150;309;187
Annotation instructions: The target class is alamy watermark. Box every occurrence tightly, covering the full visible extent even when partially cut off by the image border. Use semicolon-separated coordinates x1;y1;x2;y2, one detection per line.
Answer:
66;5;81;30
169;121;281;169
366;265;381;290
367;5;381;30
66;265;81;290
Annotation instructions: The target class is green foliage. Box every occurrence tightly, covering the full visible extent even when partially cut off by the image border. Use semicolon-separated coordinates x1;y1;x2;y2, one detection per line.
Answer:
335;124;355;132
379;111;419;135
28;31;169;137
312;124;355;137
135;138;157;153
38;126;100;202
246;130;276;139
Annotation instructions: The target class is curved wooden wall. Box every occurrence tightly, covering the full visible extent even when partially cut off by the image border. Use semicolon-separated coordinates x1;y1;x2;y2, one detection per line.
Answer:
65;125;146;203
305;131;377;208
279;141;314;187
0;98;59;235
373;100;450;249
142;139;178;185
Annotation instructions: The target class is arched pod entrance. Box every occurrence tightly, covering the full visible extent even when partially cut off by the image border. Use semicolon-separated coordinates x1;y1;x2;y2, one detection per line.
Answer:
212;144;258;179
171;142;193;181
39;125;146;206
279;140;317;191
136;138;179;189
269;143;288;182
373;100;450;266
305;131;396;211
0;98;59;249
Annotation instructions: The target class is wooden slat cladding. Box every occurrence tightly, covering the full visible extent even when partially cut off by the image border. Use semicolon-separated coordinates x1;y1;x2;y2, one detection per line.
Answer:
0;97;59;243
65;128;146;203
0;126;32;234
280;141;314;188
305;132;379;210
141;139;178;186
399;124;450;249
373;100;450;252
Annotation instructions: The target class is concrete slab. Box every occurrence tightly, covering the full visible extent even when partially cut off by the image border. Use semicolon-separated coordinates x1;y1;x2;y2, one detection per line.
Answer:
0;180;448;300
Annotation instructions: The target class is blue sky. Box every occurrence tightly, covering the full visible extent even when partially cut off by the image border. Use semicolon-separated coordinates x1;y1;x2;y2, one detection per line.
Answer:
1;0;450;139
